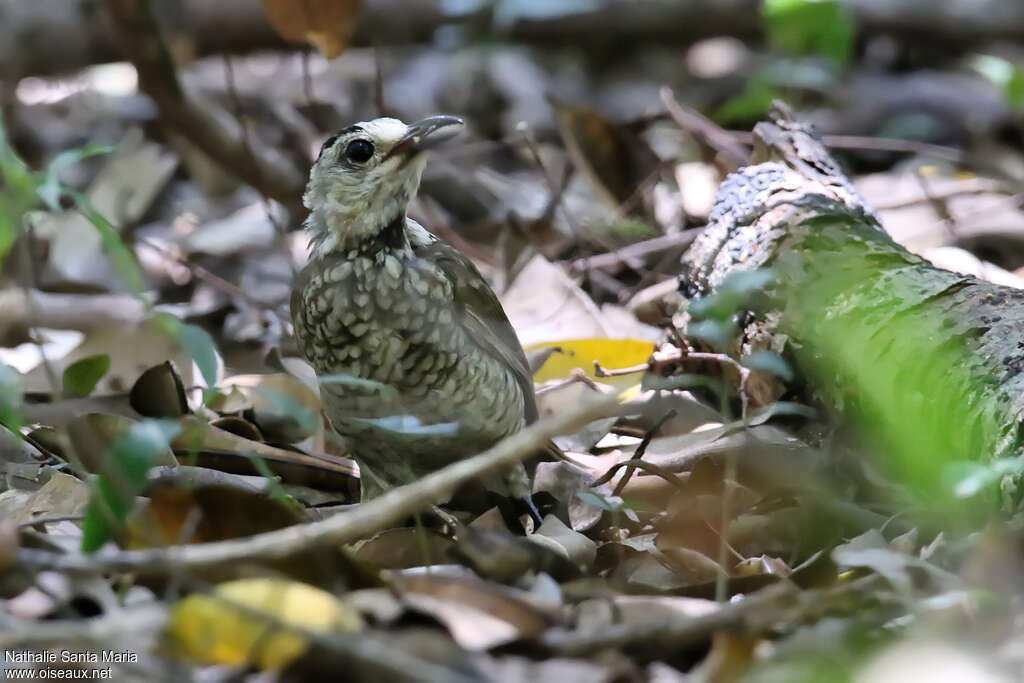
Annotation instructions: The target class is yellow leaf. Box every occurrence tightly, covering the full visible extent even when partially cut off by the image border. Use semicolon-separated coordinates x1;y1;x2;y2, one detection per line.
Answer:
527;338;654;383
167;578;363;670
618;383;646;402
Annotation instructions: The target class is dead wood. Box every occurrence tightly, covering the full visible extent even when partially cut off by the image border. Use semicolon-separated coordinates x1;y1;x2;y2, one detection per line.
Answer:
681;104;1024;509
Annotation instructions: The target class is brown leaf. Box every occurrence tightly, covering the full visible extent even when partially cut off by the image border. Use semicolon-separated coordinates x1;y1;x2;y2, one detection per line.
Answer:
11;470;91;525
351;527;455;570
263;0;362;59
130;361;189;418
173;416;358;492
122;468;308;548
575;594;718;629
67;413;178;473
0;517;18;573
123;467;347;584
528;515;597;570
391;574;555;650
452;525;578;583
214;373;323;443
549;96;660;209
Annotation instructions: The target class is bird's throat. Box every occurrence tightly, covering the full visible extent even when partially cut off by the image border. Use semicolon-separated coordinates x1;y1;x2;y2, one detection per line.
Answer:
308;210;410;258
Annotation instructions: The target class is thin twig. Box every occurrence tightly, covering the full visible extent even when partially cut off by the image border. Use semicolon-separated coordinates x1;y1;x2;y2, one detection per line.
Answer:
660;87;750;168
374;44;387;117
591;457;688;494
872;177;1009;211
0;289;147;336
517;122;585;241
301;49;315;105
913;168;958;239
222;54;294;276
18;515;84;529
716;446;738;603
534;368;609;397
16;223;91;480
686;351;752;421
136;237;279;312
542;575;883;657
598;345;752;420
103;0;305;206
727;129;965;164
569;229;702;273
594;346;686;379
594;360;649;377
610;409;677;496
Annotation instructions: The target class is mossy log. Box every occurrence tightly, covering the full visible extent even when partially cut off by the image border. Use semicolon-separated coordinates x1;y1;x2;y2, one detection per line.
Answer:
680;107;1024;512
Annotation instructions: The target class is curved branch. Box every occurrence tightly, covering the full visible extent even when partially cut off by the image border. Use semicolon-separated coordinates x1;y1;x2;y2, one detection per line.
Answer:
16;394;619;576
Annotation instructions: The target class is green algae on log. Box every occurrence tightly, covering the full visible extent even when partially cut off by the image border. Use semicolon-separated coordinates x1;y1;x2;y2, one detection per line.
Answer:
680;107;1024;514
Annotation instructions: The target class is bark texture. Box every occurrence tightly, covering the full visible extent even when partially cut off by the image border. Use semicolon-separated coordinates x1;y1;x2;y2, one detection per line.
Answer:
681;106;1024;510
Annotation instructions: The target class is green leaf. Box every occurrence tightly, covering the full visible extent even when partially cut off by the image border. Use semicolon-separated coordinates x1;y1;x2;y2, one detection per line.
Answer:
969;55;1024;111
714;75;784;126
763;0;855;65
176;323;220;388
152;314;220;391
687;319;735;350
62;354;111;398
689;269;776;321
318;373;401;401
642;373;728;409
1007;67;1024;109
575;490;622;511
948;458;1024;499
0;114;36;195
250;386;319;435
742;350;794;382
67;191;147;295
0;362;23;431
0;113;41;265
248;455;298;508
47;143;114;174
746;401;817;425
0;195;18;266
37;144;114;211
81;418;181;552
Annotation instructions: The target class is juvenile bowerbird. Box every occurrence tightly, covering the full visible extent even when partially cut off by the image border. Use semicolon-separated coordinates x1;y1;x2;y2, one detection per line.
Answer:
292;115;545;512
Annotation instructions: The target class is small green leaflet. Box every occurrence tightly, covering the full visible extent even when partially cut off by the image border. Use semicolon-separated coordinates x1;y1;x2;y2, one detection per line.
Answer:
62;354;111;398
81;419;182;552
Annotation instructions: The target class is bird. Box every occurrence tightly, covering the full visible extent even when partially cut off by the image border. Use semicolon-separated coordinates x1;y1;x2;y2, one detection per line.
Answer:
291;115;543;509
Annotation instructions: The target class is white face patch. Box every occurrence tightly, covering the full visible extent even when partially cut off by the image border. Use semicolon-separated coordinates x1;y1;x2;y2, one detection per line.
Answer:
303;117;431;254
357;118;409;149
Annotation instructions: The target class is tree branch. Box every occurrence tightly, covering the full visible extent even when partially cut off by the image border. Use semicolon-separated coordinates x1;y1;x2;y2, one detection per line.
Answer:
16;394;619;575
101;0;307;208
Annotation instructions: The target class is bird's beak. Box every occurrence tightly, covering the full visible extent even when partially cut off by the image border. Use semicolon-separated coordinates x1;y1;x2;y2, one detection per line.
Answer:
385;115;464;160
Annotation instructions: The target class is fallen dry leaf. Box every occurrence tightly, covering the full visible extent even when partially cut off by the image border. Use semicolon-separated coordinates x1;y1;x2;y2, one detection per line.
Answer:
263;0;361;58
391;573;554;650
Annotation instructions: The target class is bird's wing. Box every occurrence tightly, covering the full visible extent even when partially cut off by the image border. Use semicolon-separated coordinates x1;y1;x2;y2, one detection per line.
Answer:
411;236;539;424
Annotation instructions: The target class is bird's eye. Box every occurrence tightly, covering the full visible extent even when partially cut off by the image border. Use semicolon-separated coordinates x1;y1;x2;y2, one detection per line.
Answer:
345;139;375;163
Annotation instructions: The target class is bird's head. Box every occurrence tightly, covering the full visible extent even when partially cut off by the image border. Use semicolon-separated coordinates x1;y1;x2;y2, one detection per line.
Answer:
303;115;463;252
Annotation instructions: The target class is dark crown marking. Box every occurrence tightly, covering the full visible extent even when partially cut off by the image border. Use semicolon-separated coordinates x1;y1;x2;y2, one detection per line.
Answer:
317;125;363;160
